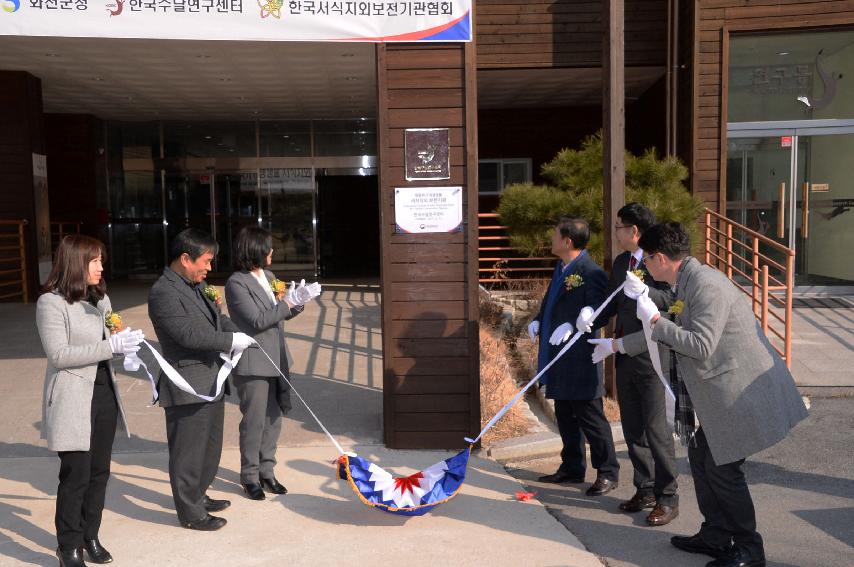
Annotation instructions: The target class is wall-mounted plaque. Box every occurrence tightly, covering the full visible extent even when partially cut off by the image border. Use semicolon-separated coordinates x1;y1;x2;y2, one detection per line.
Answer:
394;186;463;233
405;128;451;181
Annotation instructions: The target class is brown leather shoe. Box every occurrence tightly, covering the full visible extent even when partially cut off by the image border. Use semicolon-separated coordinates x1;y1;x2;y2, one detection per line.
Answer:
646;503;679;526
619;493;656;512
585;476;618;496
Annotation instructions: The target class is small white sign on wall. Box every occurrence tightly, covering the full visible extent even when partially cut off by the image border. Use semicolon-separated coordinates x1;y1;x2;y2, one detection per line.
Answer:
394;186;463;233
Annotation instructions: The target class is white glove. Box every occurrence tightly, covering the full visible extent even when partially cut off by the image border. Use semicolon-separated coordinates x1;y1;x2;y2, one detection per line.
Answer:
231;332;257;352
575;306;595;334
548;322;574;346
527;320;540;340
286;279;322;306
625;271;649;300
301;280;322;301
636;294;660;324
109;328;144;356
588;338;615;364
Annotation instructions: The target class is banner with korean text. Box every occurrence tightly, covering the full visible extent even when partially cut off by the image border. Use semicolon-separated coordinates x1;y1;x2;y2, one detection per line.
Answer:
0;0;471;42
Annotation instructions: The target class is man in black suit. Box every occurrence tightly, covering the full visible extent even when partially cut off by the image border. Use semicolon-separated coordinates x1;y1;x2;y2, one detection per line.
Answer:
584;203;680;526
529;217;619;496
148;229;257;531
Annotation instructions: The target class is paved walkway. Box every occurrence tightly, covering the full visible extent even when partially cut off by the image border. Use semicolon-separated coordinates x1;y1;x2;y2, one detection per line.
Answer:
789;297;854;389
0;282;602;567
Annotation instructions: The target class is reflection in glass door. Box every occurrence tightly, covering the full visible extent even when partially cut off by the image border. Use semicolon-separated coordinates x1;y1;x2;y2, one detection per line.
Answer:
260;167;316;276
213;171;259;271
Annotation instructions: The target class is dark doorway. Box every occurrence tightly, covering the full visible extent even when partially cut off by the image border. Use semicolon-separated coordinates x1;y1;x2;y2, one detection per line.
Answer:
317;174;380;278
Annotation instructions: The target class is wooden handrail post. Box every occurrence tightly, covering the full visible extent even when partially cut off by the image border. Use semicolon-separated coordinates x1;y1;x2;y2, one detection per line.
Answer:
761;265;769;333
726;223;733;279
784;253;794;369
752;237;760;317
19;221;28;303
705;210;711;265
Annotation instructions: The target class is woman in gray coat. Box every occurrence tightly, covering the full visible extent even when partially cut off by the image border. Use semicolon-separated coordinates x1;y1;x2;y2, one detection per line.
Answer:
36;235;144;567
225;227;320;500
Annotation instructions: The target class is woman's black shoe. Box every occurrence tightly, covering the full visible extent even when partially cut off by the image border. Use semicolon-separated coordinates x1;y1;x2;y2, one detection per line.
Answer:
260;476;288;495
83;538;113;564
242;482;266;500
56;547;87;567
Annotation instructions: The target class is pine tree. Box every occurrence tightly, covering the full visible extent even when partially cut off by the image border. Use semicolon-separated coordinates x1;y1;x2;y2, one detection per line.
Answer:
497;131;705;263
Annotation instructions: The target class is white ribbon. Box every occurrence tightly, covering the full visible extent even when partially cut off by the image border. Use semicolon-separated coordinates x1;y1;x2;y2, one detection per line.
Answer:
255;345;349;456
465;283;627;445
641;315;676;429
124;339;247;404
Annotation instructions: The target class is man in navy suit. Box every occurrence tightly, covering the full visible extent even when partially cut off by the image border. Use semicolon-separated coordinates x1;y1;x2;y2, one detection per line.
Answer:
528;217;619;496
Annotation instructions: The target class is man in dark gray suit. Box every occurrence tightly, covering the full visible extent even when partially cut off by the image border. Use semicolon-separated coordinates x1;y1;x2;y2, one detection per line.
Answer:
616;223;807;567
585;203;679;526
148;229;257;531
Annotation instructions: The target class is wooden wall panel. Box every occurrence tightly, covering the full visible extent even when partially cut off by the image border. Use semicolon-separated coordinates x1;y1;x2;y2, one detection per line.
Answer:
475;0;668;69
378;44;480;449
689;1;854;212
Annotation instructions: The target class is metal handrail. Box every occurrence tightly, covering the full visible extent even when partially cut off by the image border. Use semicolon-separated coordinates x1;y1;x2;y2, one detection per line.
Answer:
0;220;29;303
477;213;551;286
704;208;794;368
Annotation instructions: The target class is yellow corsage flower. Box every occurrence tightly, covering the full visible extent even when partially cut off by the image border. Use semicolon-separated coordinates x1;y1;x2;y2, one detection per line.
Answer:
668;300;685;316
630;269;645;282
203;285;223;306
564;274;584;291
104;311;124;335
270;278;287;301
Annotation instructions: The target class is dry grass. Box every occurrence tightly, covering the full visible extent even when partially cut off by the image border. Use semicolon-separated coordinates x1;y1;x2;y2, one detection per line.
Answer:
479;324;535;445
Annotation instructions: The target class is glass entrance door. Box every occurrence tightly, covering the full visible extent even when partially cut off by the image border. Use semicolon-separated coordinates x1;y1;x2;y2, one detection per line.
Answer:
793;133;854;285
727;129;854;286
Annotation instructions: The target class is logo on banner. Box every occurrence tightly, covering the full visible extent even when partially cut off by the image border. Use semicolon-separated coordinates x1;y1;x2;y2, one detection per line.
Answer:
257;0;282;19
106;0;125;16
2;0;20;13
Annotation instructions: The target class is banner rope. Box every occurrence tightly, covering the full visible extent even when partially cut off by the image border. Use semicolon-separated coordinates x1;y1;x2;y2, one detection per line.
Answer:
464;282;626;445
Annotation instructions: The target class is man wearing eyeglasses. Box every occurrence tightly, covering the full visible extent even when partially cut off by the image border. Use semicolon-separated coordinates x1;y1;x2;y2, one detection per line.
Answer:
602;222;807;567
579;203;680;527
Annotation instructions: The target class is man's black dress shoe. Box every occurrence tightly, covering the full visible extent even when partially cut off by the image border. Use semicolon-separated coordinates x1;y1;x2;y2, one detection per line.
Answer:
56;547;87;567
585;477;618;496
203;495;231;512
671;533;733;558
260;476;288;495
706;548;766;567
537;471;585;484
619;493;656;512
242;482;266;500
646;504;679;526
83;538;113;564
182;514;227;531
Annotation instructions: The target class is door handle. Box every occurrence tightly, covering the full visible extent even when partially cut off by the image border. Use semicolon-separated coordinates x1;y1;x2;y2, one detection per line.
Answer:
777;182;785;239
802;182;810;239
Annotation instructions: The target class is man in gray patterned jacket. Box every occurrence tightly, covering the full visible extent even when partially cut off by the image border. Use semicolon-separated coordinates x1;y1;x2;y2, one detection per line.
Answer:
609;223;807;567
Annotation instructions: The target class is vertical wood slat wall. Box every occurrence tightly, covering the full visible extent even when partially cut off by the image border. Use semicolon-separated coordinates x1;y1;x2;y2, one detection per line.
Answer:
691;1;854;212
475;0;667;69
377;43;480;449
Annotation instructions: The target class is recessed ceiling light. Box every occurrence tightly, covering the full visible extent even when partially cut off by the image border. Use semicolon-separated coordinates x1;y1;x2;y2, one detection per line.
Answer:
204;135;213;140
345;76;358;81
92;77;104;81
778;51;790;56
219;77;232;82
44;53;60;58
